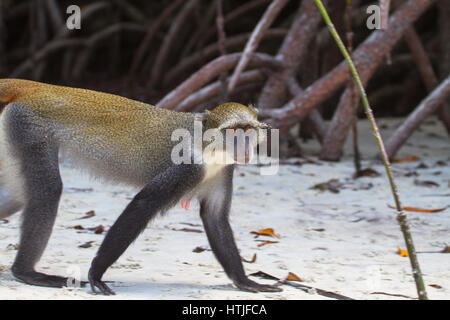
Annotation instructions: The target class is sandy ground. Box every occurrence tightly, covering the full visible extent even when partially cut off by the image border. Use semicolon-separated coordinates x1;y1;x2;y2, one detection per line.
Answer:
0;117;448;300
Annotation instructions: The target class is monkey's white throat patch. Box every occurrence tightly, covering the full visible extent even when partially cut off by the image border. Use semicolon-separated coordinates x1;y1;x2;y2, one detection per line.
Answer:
202;150;233;181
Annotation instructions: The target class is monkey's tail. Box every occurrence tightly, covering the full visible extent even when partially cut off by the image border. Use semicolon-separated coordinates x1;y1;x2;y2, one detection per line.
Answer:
0;78;41;104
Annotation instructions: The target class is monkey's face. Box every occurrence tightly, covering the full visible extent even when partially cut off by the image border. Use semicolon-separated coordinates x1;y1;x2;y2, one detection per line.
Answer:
203;102;269;165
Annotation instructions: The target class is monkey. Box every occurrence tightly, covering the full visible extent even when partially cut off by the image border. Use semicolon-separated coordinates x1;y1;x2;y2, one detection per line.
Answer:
0;78;281;295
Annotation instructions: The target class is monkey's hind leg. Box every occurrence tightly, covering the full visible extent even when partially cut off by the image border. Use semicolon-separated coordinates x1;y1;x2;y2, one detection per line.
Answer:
5;107;68;288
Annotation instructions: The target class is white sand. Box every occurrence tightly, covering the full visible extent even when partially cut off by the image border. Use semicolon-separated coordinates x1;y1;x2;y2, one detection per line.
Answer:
0;117;448;300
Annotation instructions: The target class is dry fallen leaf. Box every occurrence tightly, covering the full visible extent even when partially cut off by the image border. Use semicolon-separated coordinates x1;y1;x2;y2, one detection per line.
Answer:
88;225;105;234
78;241;94;248
353;168;380;179
397;247;409;257
392;155;419;163
414;179;440;187
286;272;303;282
312;179;341;193
72;225;85;230
192;246;210;253
78;210;96;219
388;205;446;213
403;206;446;213
250;228;281;239
429;284;442;289
242;253;257;263
256;240;279;247
441;246;450;253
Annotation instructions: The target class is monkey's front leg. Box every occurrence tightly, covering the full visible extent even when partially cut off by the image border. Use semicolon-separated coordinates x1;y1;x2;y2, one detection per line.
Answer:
88;164;203;295
199;167;282;293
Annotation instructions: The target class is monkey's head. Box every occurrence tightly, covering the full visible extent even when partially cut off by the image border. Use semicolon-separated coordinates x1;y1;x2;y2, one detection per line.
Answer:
200;102;270;165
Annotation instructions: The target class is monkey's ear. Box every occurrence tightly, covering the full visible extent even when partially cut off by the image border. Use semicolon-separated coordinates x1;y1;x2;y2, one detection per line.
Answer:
248;103;259;114
195;112;209;125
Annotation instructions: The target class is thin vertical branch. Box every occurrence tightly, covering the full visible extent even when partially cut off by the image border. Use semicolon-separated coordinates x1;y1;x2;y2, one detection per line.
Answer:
346;0;362;172
149;0;199;87
258;0;327;109
314;0;428;300
227;0;289;93
129;0;184;77
216;0;228;103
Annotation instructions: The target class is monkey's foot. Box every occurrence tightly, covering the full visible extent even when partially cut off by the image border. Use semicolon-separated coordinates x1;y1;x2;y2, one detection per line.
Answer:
181;199;191;211
13;270;71;288
89;278;116;295
234;278;283;293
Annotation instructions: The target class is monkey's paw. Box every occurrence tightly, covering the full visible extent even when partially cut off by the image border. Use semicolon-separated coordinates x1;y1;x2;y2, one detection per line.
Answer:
88;275;116;295
234;278;283;293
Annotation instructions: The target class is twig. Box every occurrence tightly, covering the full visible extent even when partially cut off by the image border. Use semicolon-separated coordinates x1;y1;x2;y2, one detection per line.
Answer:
157;52;282;110
314;0;428;300
385;75;450;159
227;0;289;93
370;291;414;299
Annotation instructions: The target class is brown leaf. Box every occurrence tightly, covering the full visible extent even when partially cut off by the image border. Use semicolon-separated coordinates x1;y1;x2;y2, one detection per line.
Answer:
72;225;85;230
242;253;257;263
392;155;419;163
78;241;94;248
256;240;279;247
286;272;303;282
312;179;341;193
397;247;409;257
312;228;325;232
192;246;210;253
429;284;442;289
441;246;450;253
78;210;95;219
414;179;440;187
250;228;280;239
353;168;380;179
88;225;105;234
402;206;446;213
435;160;447;167
389;205;446;213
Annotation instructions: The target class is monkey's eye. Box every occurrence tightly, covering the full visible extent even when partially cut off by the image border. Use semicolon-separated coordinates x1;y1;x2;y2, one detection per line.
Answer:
244;127;252;132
